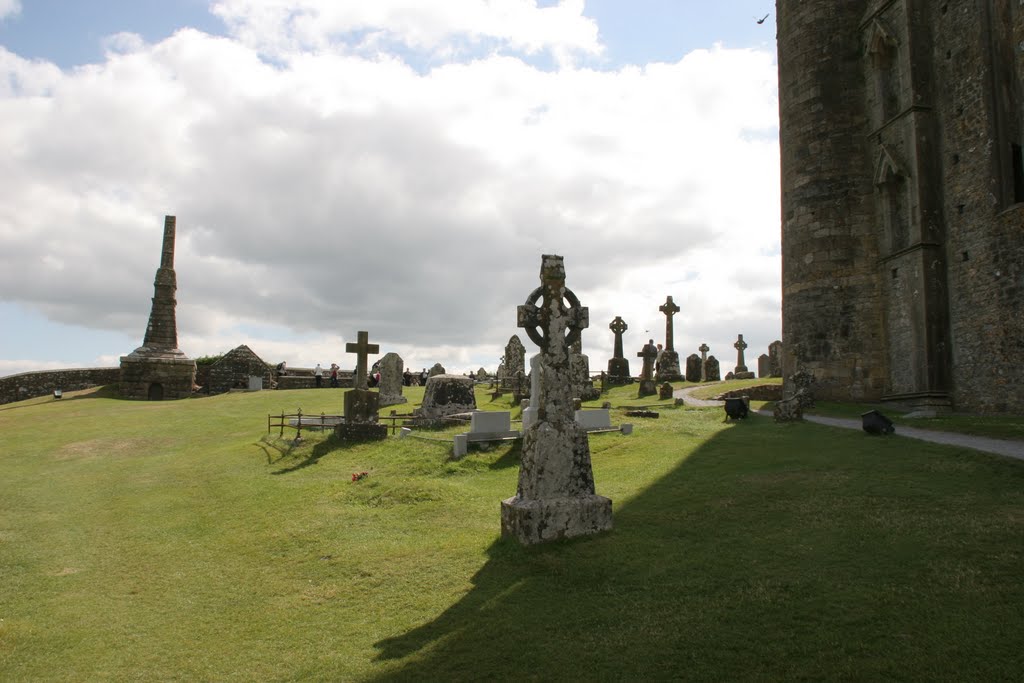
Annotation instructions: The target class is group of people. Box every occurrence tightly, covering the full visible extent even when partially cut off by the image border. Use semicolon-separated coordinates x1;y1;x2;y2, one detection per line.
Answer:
311;363;340;388
278;363;434;389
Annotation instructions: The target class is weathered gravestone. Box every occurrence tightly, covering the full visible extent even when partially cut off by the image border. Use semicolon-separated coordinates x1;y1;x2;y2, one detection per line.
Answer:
655;296;683;381
768;340;783;377
377;352;407;406
637;339;658;398
685;353;702;383
659;382;674;399
501;254;612;545
503;335;526;388
570;339;600;401
758;353;770;379
337;331;386;441
428;363;446;377
417;374;477;420
606;316;631;384
476;367;488;381
705;355;721;381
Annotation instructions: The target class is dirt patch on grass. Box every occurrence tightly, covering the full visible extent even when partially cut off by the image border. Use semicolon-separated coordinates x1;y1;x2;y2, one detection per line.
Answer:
52;437;159;461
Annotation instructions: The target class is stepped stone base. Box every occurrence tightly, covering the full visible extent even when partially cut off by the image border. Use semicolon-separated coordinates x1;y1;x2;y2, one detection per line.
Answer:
500;494;612;545
119;352;195;400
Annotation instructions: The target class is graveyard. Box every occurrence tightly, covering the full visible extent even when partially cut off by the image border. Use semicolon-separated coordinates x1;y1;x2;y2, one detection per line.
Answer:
2;380;1023;681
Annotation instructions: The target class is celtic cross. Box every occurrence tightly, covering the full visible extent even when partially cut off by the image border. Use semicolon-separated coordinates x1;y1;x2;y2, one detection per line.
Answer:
609;316;628;359
517;255;589;363
659;296;680;351
734;334;748;370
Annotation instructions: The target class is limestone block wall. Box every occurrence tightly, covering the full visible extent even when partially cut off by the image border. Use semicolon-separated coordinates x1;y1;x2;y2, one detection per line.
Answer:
0;368;120;405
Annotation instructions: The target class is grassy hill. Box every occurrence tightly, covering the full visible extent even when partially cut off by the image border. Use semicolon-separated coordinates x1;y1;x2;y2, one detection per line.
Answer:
1;383;1022;681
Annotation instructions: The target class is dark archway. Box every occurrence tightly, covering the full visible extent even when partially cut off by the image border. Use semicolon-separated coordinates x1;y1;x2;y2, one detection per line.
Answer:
147;383;164;401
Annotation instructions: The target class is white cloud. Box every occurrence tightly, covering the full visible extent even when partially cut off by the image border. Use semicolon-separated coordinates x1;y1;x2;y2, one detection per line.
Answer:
211;0;602;63
0;10;781;377
0;0;20;22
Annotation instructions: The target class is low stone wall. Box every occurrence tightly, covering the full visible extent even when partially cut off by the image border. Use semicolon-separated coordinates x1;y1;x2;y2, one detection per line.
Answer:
715;384;783;401
0;367;120;405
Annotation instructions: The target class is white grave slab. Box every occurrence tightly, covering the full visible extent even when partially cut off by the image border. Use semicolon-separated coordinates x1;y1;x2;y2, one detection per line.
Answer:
471;411;512;433
248;375;263;391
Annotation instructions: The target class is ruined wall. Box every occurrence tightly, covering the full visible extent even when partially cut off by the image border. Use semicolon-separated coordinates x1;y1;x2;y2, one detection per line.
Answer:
0;368;120;405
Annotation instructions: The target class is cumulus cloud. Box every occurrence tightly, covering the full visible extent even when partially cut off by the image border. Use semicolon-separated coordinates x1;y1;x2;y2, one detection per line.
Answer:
0;6;781;376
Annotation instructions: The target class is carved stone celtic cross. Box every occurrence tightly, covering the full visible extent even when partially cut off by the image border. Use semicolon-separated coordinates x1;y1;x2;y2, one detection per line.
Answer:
659;296;680;352
517;255;589;362
609;316;628;359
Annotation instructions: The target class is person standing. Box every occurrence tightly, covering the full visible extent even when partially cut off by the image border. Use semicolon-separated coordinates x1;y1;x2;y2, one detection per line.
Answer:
314;363;323;388
330;363;339;388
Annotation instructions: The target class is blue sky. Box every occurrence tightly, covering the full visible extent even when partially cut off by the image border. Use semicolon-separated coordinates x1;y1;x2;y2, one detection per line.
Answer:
0;1;781;377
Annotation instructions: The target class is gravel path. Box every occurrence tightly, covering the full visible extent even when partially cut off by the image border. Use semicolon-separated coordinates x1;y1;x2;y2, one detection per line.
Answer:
673;385;1024;462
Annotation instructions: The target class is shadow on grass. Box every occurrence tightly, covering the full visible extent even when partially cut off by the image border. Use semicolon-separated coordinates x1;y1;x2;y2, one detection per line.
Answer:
267;433;365;475
368;416;1024;681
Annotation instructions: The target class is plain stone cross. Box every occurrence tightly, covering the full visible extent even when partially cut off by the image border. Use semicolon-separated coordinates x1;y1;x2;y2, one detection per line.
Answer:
609;316;628;359
734;334;748;370
346;330;379;391
659;296;680;351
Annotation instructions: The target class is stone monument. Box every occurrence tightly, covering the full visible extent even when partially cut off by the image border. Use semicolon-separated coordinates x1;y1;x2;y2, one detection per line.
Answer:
758;354;770;379
685;353;701;383
418;374;477;420
337;330;386;441
768;340;783;377
377;352;407;407
636;339;658;398
569;339;600;401
699;343;710;381
732;334;755;379
501;254;612;545
606;316;631;384
119;215;196;400
428;362;446;377
503;335;526;388
705;355;721;381
655;296;682;381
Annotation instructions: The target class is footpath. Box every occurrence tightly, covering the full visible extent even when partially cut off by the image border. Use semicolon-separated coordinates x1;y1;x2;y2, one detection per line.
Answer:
674;385;1024;462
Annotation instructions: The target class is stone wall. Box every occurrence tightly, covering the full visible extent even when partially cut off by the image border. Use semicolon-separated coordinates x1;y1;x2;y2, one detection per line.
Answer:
777;0;1024;414
0;368;120;405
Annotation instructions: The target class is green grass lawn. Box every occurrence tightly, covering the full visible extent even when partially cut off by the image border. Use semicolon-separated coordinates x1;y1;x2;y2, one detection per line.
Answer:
2;384;1023;681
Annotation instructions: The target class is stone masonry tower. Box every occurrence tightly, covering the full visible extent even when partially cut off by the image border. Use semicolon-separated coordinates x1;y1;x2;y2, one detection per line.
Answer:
777;0;1023;414
119;215;196;400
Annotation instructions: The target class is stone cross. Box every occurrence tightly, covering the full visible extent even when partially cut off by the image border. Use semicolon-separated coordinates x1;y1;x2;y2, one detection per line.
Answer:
659;296;680;352
609;316;628;358
517;255;588;419
637;339;658;381
699;343;710;381
734;334;748;373
346;330;379;390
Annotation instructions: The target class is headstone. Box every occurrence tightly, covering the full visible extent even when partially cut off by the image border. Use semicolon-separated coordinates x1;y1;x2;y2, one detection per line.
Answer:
733;334;749;373
428;363;446;377
636;339;658;397
377;352;407;406
655;296;682;381
699;343;710;381
574;408;612;431
501;254;612;545
417;374;477;420
337;330;386;440
503;335;526;388
705;355;721;381
768;340;783;377
606;316;631;384
685;353;701;383
757;353;770;379
659;382;674;399
570;339;600;401
476;367;488;381
520;354;541;431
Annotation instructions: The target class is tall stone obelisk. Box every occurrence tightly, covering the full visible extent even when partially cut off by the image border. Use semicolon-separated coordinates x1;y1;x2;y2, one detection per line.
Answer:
119;215;196;400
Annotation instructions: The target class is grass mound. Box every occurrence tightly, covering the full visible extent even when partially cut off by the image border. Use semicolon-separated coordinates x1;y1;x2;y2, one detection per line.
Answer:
1;384;1022;680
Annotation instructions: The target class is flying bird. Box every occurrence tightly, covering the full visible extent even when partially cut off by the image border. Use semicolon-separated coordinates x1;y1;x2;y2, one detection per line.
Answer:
756;13;769;24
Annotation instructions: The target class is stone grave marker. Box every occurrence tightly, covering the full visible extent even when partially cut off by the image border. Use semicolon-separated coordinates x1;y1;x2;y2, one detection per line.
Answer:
655;296;682;381
705;355;721;381
503;335;526;388
606;316;631;384
636;339;658;397
501;254;612;545
768;340;783;377
417;374;477;420
757;353;770;379
337;330;386;440
428;362;446;377
377;352;407;406
699;343;710;381
685;353;701;383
